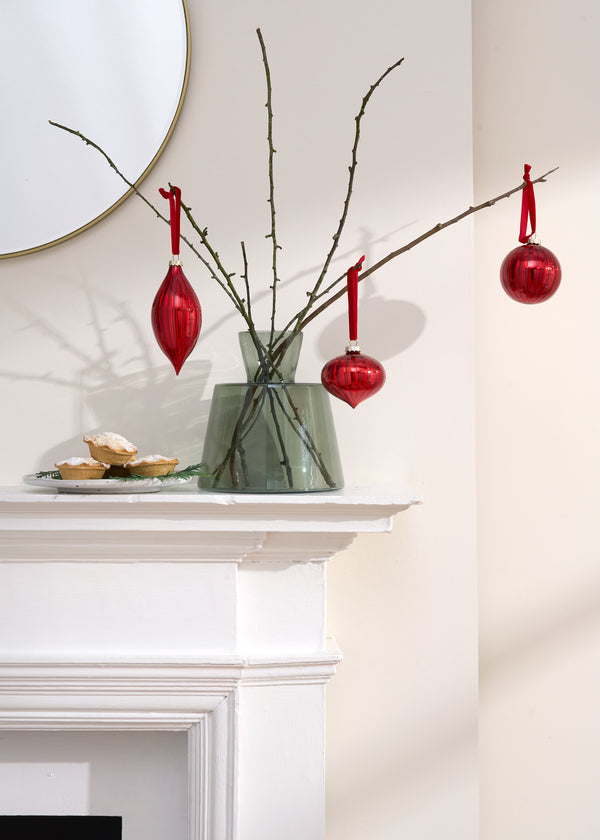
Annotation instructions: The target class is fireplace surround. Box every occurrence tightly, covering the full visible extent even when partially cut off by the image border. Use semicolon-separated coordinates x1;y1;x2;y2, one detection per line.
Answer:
0;484;417;839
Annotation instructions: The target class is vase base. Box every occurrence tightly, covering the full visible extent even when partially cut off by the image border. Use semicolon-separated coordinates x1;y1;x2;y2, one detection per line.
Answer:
198;480;343;494
200;381;344;494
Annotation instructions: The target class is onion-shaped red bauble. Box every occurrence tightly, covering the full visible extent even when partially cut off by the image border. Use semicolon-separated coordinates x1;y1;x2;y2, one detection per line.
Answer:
151;264;201;375
500;243;561;304
321;351;385;409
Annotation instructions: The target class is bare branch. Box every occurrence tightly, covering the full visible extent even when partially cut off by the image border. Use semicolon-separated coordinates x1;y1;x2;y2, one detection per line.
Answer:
285;56;405;335
241;240;252;321
256;28;281;341
49;120;249;319
297;167;560;331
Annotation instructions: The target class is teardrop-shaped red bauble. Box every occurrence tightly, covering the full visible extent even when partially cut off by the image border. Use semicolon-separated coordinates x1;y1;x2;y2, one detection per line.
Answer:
151;264;201;374
321;351;385;408
500;243;561;304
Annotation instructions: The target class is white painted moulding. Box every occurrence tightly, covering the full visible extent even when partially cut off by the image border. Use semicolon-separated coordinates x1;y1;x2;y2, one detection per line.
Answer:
0;485;418;838
0;483;420;561
0;653;342;840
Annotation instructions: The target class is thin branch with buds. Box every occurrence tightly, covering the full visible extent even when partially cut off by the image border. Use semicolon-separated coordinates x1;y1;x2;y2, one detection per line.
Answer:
296;166;559;330
285;55;406;336
48;120;249;321
256;28;282;342
49;120;558;342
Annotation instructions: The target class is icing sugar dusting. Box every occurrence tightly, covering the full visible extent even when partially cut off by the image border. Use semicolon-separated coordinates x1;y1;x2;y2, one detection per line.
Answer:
56;457;110;468
83;432;137;452
128;455;177;466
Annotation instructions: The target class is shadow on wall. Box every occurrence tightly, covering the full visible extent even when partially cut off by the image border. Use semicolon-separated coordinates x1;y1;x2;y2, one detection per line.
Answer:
188;222;427;362
1;283;212;471
479;579;600;693
316;296;425;363
312;224;427;360
2;215;428;473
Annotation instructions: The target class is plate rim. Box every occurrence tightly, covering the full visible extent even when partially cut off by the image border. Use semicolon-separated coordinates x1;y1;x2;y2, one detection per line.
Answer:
22;473;193;492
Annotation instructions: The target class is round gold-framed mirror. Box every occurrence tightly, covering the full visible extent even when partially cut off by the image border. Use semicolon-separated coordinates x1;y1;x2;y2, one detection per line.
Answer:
0;0;190;259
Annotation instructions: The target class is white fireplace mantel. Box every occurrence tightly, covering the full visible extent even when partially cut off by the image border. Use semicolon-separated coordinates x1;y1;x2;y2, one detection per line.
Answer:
0;484;418;840
0;483;418;561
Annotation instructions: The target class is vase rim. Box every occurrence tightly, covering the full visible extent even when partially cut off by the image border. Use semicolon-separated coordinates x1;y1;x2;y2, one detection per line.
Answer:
237;329;302;338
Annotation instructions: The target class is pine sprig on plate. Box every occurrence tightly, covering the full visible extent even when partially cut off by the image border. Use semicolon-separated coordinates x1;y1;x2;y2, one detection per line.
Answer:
35;469;61;479
34;464;209;481
117;463;209;482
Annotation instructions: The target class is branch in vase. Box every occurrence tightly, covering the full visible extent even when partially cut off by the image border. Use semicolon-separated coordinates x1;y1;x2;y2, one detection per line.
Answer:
210;385;267;487
176;192;251;323
274;387;336;487
241;241;252;319
256;28;282;341
267;389;293;486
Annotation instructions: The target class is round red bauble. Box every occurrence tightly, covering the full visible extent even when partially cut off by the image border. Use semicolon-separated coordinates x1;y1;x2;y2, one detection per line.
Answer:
500;243;561;304
321;351;385;408
152;264;202;375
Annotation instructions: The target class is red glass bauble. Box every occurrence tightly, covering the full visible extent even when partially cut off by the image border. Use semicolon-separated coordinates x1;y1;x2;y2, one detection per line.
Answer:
500;243;561;304
321;351;385;408
151;264;201;375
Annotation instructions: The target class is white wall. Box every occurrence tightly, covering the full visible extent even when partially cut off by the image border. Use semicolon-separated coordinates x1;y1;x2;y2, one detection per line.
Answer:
473;0;600;837
0;2;478;838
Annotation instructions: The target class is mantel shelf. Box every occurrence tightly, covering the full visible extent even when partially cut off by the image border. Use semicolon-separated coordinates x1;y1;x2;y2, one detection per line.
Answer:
0;483;419;562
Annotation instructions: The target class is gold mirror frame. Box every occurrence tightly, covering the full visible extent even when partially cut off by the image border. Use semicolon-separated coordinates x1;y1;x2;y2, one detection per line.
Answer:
1;0;191;260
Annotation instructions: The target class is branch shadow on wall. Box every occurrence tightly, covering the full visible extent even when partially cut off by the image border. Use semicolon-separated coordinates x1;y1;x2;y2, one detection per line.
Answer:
193;223;427;361
1;283;213;471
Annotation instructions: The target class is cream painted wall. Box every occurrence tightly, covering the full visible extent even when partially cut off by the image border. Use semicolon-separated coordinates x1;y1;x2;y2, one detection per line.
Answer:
0;1;477;838
473;0;600;837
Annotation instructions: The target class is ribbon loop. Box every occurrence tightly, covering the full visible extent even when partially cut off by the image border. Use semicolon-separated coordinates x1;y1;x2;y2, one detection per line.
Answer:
518;164;537;244
160;185;182;257
346;255;366;342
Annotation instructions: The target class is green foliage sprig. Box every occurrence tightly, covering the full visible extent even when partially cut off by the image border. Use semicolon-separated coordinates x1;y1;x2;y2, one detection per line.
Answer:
118;463;209;482
35;464;209;482
35;469;61;479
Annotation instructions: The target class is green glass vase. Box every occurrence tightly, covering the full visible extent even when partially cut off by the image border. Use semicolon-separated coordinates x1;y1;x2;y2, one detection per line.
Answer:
199;331;344;492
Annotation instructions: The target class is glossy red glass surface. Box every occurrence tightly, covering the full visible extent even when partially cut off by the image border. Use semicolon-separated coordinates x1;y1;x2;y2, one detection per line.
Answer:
500;243;561;303
151;264;201;374
321;351;385;408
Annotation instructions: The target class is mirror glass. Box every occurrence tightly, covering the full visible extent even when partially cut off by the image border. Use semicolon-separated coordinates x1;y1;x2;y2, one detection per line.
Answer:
0;0;190;258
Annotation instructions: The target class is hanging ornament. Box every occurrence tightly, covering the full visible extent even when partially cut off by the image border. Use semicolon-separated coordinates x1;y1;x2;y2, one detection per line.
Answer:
151;186;202;374
500;164;561;304
321;256;385;408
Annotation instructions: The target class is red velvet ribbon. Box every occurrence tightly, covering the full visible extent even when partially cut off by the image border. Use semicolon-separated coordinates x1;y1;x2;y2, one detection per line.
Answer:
518;164;536;244
347;255;365;342
159;185;182;256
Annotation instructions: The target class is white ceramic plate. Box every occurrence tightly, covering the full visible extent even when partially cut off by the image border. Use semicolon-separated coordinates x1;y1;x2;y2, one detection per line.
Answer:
23;474;194;494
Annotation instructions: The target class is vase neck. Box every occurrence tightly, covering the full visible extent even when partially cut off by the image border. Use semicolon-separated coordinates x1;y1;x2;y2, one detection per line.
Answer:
239;331;303;383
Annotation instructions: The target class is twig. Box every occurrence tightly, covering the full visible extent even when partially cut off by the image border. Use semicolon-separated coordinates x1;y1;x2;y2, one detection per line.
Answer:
241;241;252;320
296;166;560;330
256;28;282;341
285;56;405;336
176;193;253;327
49;121;245;318
267;389;293;486
274;387;336;487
